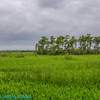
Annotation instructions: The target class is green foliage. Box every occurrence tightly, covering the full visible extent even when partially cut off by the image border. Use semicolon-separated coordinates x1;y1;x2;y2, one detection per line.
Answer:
35;34;100;55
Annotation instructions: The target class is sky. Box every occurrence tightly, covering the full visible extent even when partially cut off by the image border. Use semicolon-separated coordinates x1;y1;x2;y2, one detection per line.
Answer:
0;0;100;50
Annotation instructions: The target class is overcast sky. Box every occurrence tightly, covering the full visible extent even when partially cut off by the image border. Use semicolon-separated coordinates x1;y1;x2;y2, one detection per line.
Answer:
0;0;100;50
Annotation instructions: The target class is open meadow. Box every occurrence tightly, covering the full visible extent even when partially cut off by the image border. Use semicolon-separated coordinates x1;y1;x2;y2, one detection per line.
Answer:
0;52;100;100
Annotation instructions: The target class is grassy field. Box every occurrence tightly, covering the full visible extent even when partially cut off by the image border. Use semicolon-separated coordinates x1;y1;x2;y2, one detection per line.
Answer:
0;52;100;100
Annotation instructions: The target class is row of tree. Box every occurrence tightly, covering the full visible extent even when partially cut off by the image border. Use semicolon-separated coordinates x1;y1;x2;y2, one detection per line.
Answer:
35;34;100;55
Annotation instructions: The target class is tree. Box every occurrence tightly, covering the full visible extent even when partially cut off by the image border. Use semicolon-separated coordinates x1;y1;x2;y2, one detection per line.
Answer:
56;36;64;50
50;36;55;45
85;34;93;53
35;34;100;55
64;35;69;50
79;35;88;54
38;36;48;54
69;36;77;54
93;36;100;54
49;36;56;50
48;36;56;54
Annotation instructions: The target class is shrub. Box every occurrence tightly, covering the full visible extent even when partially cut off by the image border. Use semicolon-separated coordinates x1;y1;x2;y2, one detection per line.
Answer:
16;54;24;58
64;51;72;60
0;53;8;57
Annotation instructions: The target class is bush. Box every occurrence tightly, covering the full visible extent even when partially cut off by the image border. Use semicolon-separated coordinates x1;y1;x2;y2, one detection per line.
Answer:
16;54;24;58
65;54;72;60
64;51;73;60
0;53;8;57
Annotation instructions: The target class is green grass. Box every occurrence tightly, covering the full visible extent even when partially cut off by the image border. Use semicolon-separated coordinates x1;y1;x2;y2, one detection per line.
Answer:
0;52;100;100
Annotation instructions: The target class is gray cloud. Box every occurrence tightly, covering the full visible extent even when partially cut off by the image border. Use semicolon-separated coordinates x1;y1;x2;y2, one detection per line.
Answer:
38;0;66;9
0;0;100;50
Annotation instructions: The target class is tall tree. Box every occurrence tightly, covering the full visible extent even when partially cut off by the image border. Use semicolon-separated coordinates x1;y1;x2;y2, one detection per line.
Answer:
93;36;100;54
38;36;48;54
50;36;55;45
35;34;100;55
70;36;77;49
56;36;64;50
64;35;69;50
86;34;93;52
49;36;56;54
79;35;88;54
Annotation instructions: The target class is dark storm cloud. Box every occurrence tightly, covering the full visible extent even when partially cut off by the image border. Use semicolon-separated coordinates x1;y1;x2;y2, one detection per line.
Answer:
0;0;100;50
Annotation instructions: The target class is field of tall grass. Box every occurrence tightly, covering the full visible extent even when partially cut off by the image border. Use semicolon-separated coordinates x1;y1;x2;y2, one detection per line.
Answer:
0;52;100;100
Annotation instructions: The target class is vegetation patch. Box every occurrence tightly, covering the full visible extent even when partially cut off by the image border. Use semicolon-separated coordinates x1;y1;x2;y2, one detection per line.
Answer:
0;53;8;57
15;54;25;58
35;34;100;55
0;53;100;100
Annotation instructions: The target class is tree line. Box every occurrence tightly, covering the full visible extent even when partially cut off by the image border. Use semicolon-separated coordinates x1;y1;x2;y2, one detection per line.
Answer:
35;34;100;55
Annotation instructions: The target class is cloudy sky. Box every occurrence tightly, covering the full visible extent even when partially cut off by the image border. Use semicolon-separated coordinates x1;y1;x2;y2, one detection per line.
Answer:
0;0;100;50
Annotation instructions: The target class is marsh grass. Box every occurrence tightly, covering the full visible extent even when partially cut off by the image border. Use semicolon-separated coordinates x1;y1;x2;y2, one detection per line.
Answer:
0;52;100;100
65;54;73;60
15;54;25;58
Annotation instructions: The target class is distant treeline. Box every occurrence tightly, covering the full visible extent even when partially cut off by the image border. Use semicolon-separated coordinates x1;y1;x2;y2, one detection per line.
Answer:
0;50;33;52
35;34;100;55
